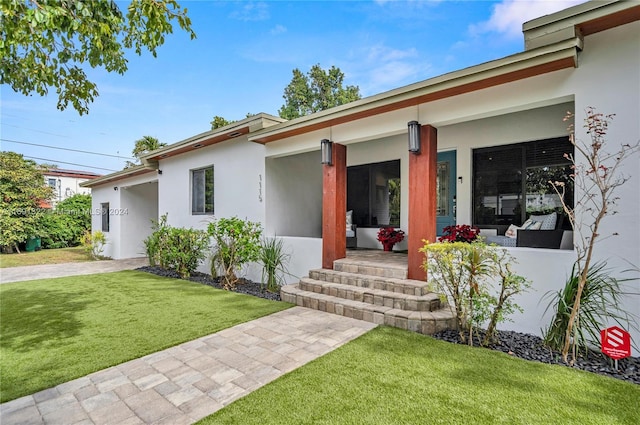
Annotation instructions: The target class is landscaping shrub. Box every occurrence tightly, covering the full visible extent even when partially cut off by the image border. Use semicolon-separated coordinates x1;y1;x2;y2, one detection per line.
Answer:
144;214;170;267
208;217;262;289
40;212;76;248
421;241;531;346
143;215;208;278
81;230;107;259
39;194;91;249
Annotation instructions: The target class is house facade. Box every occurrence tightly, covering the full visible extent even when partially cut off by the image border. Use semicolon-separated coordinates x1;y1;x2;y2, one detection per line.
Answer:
43;168;100;207
83;1;640;353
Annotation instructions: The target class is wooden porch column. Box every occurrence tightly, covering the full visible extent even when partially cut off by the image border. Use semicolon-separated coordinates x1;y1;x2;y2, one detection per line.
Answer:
408;125;437;280
322;143;347;269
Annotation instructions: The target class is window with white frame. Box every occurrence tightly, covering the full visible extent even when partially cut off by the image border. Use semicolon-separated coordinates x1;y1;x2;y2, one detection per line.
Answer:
191;166;214;215
101;202;110;232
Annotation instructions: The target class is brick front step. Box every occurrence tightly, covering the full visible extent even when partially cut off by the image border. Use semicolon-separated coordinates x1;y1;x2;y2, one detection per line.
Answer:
281;284;456;335
299;277;441;312
308;269;431;296
332;258;407;279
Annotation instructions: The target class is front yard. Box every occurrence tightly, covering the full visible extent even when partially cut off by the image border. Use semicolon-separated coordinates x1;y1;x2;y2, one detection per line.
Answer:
201;326;640;425
0;246;93;268
0;271;290;402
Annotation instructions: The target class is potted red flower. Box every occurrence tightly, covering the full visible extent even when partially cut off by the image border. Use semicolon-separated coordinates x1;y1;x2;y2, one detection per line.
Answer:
377;227;405;251
438;224;480;243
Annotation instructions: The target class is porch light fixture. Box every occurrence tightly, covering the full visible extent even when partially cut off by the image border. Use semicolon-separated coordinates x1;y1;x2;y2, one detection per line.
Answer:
321;139;333;165
408;121;421;154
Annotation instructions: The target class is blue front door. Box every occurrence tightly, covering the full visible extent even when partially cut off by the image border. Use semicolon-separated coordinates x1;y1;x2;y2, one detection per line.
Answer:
436;150;457;236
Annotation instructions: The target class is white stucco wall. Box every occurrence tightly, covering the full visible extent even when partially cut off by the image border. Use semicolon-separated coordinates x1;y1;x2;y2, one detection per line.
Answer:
45;175;93;205
265;151;322;238
567;22;640;352
89;172;158;259
120;182;159;259
157;137;266;279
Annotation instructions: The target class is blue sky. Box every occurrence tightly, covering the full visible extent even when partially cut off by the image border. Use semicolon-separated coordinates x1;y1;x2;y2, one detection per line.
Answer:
0;0;585;173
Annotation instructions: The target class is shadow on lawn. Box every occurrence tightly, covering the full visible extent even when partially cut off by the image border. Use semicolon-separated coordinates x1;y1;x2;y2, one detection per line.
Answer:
0;287;90;352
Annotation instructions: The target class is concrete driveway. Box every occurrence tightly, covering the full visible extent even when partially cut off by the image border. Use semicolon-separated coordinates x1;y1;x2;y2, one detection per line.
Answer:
0;258;149;284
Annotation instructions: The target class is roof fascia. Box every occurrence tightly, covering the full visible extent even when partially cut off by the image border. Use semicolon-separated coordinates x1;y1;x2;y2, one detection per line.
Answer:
80;166;155;188
524;1;640;50
141;113;285;164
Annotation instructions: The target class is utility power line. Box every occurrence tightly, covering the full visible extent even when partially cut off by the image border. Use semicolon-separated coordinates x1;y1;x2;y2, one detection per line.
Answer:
1;138;135;160
23;156;117;172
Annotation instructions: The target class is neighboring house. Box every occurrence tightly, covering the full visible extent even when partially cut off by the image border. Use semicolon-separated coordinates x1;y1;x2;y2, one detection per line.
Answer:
82;2;640;352
43;168;100;206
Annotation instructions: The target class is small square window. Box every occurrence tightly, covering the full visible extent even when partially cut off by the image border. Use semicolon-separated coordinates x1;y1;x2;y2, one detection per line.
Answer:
191;166;214;215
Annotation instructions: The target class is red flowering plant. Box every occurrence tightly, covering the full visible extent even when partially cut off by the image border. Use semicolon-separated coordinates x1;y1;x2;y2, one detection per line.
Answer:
438;224;480;243
377;227;405;251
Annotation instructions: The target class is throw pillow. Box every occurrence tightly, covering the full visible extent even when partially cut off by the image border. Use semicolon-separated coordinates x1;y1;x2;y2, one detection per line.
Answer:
521;219;542;230
505;224;519;238
530;212;557;230
346;210;353;226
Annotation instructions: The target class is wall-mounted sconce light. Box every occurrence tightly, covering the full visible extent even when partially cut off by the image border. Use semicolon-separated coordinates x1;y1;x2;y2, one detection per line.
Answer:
458;176;463;184
321;139;333;165
113;186;118;191
158;170;163;175
408;121;421;154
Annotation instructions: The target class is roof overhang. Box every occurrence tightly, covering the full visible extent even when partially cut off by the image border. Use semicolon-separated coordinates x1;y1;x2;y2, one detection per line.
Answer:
523;0;640;50
80;165;156;188
142;113;285;165
249;38;580;144
249;0;639;145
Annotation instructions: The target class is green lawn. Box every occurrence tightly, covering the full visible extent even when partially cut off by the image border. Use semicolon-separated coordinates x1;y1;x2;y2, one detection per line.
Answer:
201;326;640;425
0;246;92;268
0;271;291;402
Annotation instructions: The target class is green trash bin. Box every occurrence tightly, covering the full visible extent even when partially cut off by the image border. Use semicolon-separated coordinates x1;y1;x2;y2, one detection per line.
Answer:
25;236;41;252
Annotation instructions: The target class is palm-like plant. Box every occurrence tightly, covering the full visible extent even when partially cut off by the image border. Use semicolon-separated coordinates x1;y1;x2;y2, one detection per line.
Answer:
543;261;638;358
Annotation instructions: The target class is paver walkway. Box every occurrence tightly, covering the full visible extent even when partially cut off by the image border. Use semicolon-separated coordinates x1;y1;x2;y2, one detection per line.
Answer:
0;258;149;284
1;307;377;425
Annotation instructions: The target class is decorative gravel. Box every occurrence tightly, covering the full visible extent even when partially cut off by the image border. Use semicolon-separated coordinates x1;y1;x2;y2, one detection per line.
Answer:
432;329;639;385
136;266;281;301
137;266;637;385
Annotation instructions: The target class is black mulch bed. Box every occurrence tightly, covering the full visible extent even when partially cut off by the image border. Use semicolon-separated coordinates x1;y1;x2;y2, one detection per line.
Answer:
136;266;281;301
138;265;638;385
432;329;640;385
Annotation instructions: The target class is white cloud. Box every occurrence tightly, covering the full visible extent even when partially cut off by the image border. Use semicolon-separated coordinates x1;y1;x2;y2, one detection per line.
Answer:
471;0;587;39
350;44;429;95
229;1;269;22
270;24;287;35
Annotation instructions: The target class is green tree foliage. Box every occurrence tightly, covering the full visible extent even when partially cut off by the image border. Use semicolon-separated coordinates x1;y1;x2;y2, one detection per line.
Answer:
208;217;262;289
0;0;196;115
421;241;530;346
0;152;54;253
278;64;361;120
40;193;91;248
210;113;256;130
132;135;166;159
125;135;167;168
210;115;233;130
